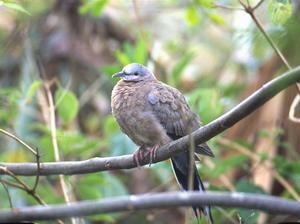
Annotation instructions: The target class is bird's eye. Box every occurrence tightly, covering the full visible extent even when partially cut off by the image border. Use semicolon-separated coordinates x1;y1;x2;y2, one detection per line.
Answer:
133;72;139;76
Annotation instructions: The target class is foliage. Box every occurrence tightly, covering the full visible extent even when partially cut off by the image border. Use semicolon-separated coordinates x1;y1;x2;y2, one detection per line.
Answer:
55;88;79;124
0;0;30;15
268;0;292;25
79;0;109;17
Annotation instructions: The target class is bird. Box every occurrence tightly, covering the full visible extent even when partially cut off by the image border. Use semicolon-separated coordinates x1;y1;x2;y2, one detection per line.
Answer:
111;63;214;223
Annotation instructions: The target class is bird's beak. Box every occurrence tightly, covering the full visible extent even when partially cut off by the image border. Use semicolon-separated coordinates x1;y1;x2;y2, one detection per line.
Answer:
112;72;125;78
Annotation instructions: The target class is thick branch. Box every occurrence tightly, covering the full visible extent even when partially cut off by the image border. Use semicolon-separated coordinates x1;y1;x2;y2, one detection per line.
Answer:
1;66;300;176
0;191;300;222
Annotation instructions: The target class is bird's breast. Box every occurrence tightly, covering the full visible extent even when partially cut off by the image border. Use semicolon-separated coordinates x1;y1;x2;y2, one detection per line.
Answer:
111;81;169;147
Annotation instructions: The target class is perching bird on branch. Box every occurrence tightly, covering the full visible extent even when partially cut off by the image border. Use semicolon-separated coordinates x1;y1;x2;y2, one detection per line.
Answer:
111;63;214;223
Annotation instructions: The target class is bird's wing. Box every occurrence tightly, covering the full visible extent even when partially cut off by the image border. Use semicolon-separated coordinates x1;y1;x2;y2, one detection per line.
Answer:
148;82;214;157
148;83;196;136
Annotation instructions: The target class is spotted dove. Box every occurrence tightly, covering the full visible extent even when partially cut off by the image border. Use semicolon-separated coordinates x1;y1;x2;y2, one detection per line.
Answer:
111;63;214;223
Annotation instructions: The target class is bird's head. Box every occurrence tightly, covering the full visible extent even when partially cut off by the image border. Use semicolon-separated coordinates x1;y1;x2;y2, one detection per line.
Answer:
112;63;155;82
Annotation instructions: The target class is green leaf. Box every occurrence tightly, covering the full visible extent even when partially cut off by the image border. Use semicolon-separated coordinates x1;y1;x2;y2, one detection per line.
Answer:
195;0;214;8
3;2;31;15
208;12;225;25
104;115;119;136
55;88;79;124
77;174;104;200
100;65;122;81
134;37;147;64
111;132;136;156
79;0;109;17
25;80;42;104
56;131;103;156
210;155;248;178
100;172;128;197
171;51;194;86
115;50;131;66
185;6;201;26
187;88;223;123
268;0;292;25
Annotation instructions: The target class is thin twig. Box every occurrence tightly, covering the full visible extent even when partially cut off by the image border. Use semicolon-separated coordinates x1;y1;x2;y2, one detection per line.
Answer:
0;181;13;209
247;11;291;70
32;148;41;192
238;0;247;9
44;82;76;224
246;0;250;7
0;166;46;205
0;179;24;189
0;129;37;156
252;0;265;11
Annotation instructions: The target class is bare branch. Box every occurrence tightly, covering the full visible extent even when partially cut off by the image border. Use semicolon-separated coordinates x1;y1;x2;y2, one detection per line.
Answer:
0;191;299;222
0;128;37;156
0;66;300;176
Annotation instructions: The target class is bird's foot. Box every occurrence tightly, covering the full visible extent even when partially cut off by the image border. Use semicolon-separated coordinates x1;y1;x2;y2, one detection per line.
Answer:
148;145;159;167
133;147;146;168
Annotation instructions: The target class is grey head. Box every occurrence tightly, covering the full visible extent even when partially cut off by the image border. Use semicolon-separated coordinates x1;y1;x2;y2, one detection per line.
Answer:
112;63;156;82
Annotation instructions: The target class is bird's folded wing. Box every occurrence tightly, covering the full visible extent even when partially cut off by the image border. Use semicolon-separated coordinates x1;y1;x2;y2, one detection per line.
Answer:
148;83;214;157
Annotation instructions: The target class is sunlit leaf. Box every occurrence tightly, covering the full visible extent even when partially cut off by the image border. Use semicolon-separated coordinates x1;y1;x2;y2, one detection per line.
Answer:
3;2;31;15
268;0;292;24
208;12;225;25
134;37;147;64
115;50;131;66
185;6;200;26
196;0;214;8
55;88;79;124
187;88;223;123
79;0;108;17
25;80;42;104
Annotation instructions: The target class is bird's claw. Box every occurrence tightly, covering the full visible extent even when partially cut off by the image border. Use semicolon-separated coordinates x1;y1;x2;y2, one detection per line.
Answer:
133;148;144;168
148;145;159;167
133;145;159;168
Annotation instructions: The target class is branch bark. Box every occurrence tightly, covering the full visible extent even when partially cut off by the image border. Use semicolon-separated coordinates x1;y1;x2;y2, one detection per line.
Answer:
0;191;299;222
1;66;300;176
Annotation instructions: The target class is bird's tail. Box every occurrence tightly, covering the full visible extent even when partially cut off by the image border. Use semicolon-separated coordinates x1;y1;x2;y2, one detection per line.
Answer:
171;152;213;224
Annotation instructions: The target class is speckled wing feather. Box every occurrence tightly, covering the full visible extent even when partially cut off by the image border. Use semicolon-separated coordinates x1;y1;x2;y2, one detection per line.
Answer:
148;82;214;157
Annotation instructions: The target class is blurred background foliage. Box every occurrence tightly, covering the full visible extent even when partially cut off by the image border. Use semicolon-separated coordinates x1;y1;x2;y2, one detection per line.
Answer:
0;0;299;223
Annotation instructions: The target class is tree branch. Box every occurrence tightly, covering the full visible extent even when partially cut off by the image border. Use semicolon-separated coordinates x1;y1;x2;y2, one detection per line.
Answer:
0;66;300;176
0;191;299;222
